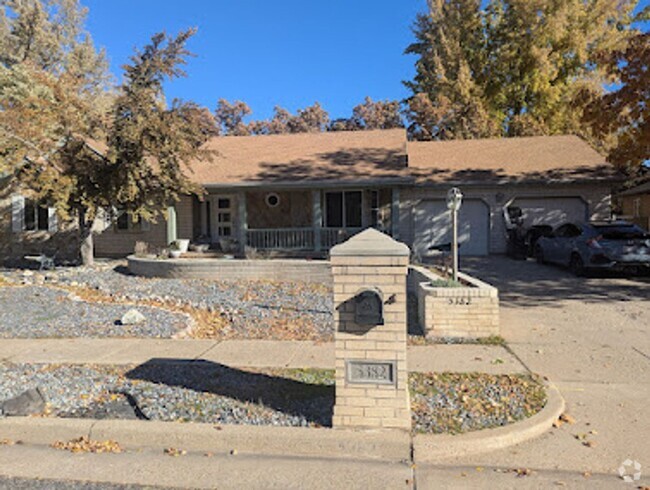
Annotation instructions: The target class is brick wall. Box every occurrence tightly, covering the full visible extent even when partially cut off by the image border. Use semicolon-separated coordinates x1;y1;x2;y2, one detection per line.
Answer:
331;231;411;430
128;256;332;284
410;265;499;339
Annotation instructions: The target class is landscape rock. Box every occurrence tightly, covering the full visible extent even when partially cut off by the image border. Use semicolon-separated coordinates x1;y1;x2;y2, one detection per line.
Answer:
120;309;146;325
1;387;47;416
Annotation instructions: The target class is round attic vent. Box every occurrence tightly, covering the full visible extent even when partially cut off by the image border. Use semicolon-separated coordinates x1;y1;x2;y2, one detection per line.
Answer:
265;192;280;208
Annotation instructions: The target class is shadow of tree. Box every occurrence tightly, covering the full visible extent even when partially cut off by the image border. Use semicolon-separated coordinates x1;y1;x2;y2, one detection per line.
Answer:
125;359;334;426
410;164;618;185
238;148;410;183
461;256;650;308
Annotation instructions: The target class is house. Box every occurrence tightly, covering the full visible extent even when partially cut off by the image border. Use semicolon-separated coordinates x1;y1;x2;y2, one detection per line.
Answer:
1;129;619;262
405;135;618;256
616;181;650;231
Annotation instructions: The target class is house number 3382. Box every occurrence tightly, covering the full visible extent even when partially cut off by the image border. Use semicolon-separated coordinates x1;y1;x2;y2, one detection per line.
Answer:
449;297;471;305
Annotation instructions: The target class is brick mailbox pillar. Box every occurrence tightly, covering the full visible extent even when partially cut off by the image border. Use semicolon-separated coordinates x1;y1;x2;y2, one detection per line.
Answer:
330;228;411;430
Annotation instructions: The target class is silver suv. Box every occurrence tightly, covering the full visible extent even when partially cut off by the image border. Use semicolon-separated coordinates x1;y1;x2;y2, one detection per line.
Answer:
535;221;650;276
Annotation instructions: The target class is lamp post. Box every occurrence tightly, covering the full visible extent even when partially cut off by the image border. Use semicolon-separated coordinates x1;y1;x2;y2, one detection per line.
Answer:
446;187;463;281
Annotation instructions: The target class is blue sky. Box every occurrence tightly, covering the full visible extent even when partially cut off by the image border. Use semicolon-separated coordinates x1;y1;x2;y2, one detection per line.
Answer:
83;0;649;122
83;0;425;121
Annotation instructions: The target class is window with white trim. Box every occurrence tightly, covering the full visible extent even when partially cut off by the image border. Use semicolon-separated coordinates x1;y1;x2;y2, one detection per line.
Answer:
11;195;57;233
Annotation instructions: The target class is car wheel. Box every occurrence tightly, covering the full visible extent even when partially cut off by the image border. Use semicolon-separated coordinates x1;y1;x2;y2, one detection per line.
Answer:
569;254;585;277
535;245;545;265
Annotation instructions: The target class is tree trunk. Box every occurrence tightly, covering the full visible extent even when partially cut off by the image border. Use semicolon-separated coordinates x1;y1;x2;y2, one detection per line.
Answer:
79;210;94;267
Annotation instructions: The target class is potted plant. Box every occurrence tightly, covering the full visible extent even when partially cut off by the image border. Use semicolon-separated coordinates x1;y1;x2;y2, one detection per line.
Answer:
169;241;182;259
176;238;190;253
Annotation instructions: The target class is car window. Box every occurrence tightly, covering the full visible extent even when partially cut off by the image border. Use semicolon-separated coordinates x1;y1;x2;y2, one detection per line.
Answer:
565;224;582;237
555;224;581;238
593;225;648;239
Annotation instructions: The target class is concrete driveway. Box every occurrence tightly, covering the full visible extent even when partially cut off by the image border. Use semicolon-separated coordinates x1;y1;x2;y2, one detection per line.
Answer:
415;256;650;488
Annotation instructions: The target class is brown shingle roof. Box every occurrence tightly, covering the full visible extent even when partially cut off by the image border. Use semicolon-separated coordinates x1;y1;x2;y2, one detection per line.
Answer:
408;135;618;185
186;129;409;186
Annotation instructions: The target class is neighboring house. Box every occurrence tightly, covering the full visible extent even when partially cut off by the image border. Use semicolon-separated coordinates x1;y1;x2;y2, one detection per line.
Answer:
1;129;619;262
616;181;650;231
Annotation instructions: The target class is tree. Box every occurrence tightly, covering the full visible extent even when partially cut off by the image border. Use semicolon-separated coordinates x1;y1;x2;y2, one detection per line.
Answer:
214;99;251;136
350;97;403;130
101;30;217;265
404;0;498;140
245;103;329;135
584;32;650;175
405;0;641;142
0;0;111;266
0;0;110;173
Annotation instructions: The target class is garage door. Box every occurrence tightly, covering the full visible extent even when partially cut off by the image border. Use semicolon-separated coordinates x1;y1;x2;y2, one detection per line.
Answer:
414;199;489;256
512;197;588;228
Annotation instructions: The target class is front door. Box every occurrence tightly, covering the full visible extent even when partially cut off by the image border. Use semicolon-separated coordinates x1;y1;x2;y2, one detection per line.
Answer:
210;195;234;243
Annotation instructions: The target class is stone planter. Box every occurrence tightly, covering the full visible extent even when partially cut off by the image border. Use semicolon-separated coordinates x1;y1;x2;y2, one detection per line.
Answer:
409;265;499;339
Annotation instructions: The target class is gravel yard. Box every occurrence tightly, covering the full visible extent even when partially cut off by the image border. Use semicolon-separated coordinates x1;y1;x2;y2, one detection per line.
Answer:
0;286;188;339
0;363;546;434
0;262;334;341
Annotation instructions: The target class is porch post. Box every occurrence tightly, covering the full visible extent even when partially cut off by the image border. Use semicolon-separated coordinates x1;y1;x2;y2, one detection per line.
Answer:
312;189;322;252
166;206;177;245
238;191;247;253
391;188;400;239
200;200;208;236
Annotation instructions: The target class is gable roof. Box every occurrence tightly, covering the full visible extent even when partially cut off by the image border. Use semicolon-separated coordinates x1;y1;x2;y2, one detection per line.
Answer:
408;135;618;185
186;129;410;187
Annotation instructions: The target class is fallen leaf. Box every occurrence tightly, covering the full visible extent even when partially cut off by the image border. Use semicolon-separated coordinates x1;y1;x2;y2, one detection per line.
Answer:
559;413;576;424
51;436;122;454
164;447;187;457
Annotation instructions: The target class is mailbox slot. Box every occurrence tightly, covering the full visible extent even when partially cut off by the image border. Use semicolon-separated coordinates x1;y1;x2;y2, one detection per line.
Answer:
354;288;384;326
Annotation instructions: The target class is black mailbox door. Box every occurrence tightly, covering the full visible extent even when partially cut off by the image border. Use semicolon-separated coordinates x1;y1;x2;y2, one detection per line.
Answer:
355;289;384;326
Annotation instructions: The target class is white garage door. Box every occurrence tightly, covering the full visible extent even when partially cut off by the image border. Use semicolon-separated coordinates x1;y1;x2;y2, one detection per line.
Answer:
512;197;588;228
414;199;489;256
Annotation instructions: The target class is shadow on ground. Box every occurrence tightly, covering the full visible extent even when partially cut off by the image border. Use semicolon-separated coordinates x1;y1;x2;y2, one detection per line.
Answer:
461;256;650;308
126;359;334;426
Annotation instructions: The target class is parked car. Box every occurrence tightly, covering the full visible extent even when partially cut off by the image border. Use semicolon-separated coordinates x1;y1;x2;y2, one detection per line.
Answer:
534;221;650;276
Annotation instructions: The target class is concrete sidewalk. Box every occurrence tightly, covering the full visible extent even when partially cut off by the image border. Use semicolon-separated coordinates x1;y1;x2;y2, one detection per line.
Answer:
0;338;526;374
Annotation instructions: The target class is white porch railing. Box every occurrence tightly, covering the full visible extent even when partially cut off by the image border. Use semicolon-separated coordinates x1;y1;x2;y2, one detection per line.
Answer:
246;227;367;250
321;227;364;249
246;228;314;250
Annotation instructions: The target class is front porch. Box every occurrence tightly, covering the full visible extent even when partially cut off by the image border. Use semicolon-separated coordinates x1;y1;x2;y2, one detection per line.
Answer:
188;187;402;254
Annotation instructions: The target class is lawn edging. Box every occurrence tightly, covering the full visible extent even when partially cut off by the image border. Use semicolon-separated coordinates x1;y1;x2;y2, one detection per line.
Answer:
412;382;564;461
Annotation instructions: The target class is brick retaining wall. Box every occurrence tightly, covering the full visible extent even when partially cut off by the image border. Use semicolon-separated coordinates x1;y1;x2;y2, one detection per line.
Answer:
409;265;499;339
127;255;332;284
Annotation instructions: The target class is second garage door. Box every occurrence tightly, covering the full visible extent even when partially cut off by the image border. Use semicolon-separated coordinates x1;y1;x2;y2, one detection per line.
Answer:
413;199;490;256
512;197;588;228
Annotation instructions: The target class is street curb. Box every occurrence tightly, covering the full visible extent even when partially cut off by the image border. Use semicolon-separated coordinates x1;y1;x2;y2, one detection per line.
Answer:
412;382;565;462
0;417;411;463
0;384;562;464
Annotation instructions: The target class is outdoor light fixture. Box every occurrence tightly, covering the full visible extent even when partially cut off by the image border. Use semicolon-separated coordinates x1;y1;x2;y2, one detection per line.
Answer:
446;187;463;281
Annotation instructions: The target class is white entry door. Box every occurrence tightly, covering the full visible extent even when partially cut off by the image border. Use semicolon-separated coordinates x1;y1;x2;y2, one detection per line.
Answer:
210;195;234;243
414;199;490;256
